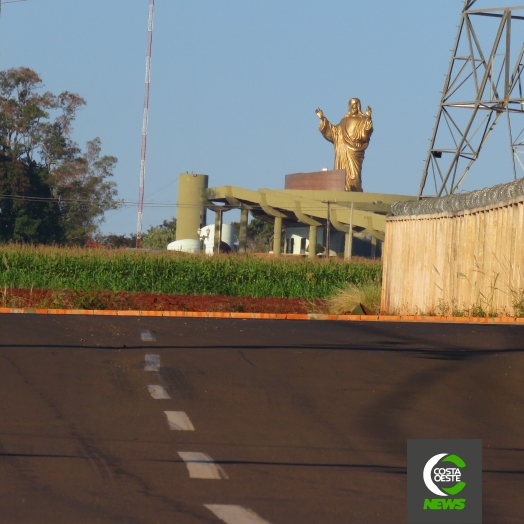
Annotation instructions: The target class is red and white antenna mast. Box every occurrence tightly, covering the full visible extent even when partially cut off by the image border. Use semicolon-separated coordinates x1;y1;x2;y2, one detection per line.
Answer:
136;0;155;248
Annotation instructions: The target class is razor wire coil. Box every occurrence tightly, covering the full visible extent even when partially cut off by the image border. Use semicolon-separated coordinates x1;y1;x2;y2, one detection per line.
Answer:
391;178;524;216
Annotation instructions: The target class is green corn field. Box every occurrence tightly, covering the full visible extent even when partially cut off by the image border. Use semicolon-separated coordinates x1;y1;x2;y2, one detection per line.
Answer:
0;245;382;299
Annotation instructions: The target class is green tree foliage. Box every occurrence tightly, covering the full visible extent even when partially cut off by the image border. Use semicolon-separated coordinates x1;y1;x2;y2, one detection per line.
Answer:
142;217;177;249
96;233;137;249
0;157;62;243
55;138;119;243
248;218;275;252
0;67;120;244
230;217;274;252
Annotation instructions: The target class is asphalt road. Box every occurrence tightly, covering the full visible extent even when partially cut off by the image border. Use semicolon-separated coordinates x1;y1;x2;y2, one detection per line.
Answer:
0;315;523;524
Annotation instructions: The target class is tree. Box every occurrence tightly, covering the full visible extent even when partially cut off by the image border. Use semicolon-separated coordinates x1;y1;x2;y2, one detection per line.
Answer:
96;232;137;249
54;138;120;243
230;217;274;252
0;156;62;243
142;217;177;249
0;67;120;244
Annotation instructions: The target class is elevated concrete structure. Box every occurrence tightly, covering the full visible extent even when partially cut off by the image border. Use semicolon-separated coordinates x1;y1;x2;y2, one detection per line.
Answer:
175;173;417;258
203;185;416;258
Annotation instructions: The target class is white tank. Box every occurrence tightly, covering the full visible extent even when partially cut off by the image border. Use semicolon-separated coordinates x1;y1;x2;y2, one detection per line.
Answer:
167;239;201;253
198;224;236;254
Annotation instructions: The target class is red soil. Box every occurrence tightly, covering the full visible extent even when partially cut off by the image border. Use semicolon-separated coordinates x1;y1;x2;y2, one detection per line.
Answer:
2;288;327;314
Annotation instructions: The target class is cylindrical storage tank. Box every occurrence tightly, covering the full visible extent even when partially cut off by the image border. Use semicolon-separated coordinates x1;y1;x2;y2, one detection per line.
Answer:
176;174;208;241
221;223;235;248
198;224;236;254
167;239;201;253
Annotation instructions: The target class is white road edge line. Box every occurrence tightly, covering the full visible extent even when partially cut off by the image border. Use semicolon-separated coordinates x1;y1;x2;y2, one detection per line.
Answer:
144;354;160;372
178;452;228;480
147;385;171;399
204;505;273;524
140;328;156;342
164;411;195;431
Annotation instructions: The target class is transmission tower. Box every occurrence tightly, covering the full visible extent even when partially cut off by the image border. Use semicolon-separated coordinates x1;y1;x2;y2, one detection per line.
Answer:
136;0;155;248
419;1;524;198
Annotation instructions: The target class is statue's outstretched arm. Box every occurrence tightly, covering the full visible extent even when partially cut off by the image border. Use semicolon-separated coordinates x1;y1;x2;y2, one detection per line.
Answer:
316;108;334;142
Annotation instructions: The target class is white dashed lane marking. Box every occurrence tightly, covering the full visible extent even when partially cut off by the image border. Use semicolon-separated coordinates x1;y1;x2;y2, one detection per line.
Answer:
140;329;156;342
144;354;160;372
147;385;171;399
178;452;228;479
164;411;195;431
204;505;273;524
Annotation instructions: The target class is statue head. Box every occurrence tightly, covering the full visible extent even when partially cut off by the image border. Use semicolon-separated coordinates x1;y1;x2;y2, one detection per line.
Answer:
348;98;362;116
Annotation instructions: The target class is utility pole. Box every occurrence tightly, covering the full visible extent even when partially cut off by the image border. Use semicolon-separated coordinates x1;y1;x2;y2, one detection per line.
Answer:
322;200;336;258
136;0;155;248
347;201;354;261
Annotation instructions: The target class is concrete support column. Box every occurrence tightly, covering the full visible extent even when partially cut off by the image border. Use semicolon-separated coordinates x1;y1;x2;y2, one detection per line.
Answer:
344;231;353;261
214;210;222;254
371;236;377;258
238;208;248;254
273;216;282;257
308;225;317;259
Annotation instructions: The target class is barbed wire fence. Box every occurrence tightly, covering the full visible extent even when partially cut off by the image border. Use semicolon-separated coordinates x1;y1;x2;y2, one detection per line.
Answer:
392;178;524;216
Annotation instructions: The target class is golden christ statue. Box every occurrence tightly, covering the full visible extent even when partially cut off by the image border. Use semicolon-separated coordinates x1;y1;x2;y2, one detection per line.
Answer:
316;98;373;192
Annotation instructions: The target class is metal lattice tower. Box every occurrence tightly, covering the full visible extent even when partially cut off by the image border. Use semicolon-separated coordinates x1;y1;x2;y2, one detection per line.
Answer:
136;0;155;248
419;1;524;198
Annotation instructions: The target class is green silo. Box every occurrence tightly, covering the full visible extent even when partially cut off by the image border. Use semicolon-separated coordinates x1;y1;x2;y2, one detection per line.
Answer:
176;174;208;241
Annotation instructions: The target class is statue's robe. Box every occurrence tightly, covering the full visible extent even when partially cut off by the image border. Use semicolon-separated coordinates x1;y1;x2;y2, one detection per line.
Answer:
319;113;373;192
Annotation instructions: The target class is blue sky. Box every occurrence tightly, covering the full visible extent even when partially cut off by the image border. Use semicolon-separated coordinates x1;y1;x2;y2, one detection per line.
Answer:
0;1;520;234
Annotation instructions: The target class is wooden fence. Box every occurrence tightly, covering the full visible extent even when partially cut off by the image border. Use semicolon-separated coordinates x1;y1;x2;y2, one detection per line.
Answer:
381;195;524;316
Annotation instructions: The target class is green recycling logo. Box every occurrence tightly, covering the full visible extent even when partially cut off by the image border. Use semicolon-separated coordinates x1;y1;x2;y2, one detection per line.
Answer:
423;453;466;496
